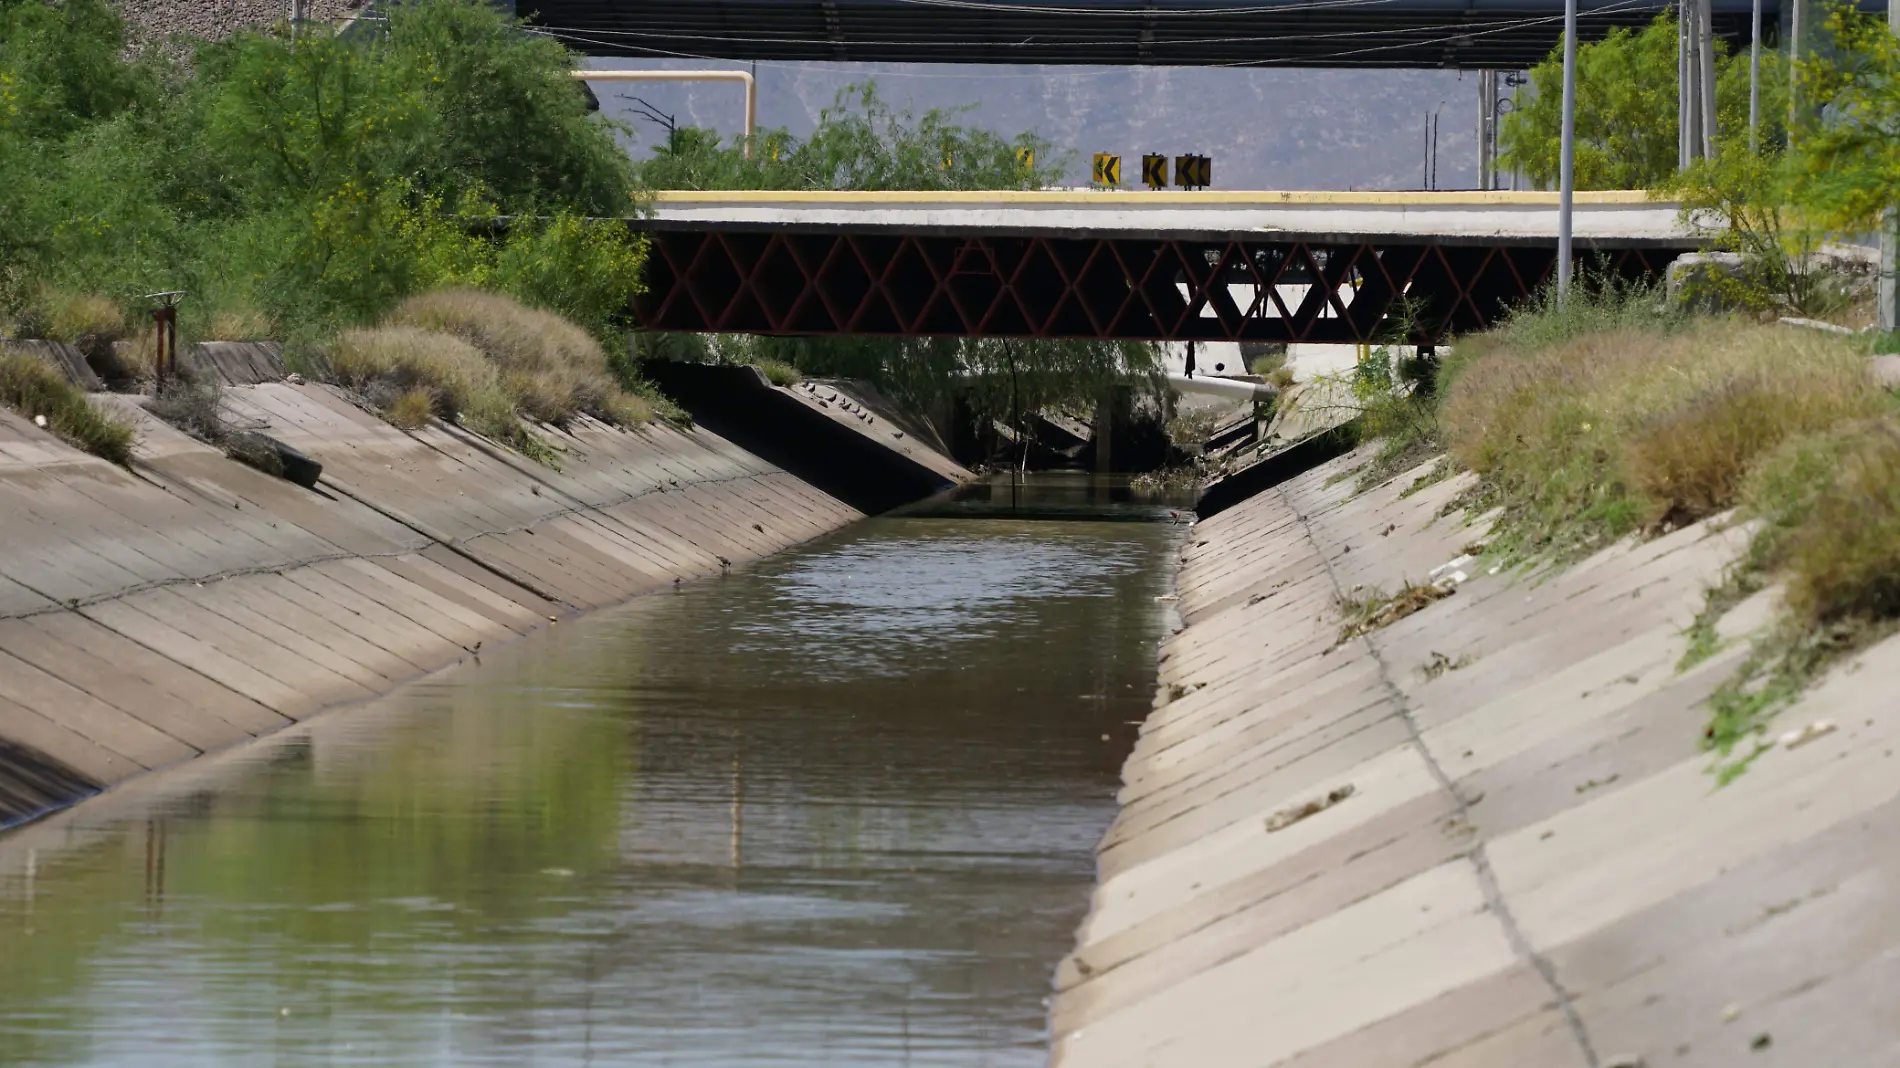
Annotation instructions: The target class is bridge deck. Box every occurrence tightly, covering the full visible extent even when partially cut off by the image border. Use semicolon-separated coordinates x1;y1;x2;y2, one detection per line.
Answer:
633;190;1700;344
645;189;1691;245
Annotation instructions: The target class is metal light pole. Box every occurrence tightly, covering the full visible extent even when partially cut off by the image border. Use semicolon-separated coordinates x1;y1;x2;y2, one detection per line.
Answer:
1558;0;1578;299
1748;0;1762;153
1884;0;1900;331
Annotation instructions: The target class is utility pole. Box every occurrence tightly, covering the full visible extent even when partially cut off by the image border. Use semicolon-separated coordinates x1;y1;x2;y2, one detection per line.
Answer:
1698;0;1718;158
1558;0;1577;298
1749;0;1762;152
1883;0;1900;331
1478;71;1498;191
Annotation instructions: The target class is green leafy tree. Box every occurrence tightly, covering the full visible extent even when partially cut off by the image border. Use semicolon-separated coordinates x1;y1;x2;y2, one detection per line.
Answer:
0;0;643;342
1500;14;1786;189
634;83;1064;192
1790;5;1900;231
630;85;1159;444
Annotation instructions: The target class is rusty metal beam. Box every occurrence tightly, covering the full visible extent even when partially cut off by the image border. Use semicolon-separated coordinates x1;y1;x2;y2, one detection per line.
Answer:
632;230;1682;344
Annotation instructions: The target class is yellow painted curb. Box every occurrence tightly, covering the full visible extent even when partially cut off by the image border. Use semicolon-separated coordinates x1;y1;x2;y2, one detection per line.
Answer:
646;189;1665;207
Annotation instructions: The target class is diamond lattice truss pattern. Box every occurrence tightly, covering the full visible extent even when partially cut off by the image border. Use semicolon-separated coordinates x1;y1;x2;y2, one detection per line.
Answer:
634;230;1689;344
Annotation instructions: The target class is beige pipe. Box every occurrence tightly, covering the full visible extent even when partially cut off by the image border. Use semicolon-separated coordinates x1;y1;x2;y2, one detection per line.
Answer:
571;69;758;159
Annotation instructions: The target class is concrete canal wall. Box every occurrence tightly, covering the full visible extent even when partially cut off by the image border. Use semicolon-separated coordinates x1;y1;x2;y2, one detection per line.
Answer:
1052;444;1900;1067
0;382;879;827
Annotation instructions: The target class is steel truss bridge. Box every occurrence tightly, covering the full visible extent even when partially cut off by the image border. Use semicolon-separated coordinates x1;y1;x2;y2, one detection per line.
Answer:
630;190;1699;345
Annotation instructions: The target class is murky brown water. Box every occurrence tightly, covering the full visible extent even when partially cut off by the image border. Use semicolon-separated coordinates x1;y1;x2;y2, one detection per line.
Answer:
0;478;1183;1067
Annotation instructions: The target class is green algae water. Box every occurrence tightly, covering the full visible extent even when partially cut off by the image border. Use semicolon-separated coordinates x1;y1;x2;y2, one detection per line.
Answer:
0;487;1182;1066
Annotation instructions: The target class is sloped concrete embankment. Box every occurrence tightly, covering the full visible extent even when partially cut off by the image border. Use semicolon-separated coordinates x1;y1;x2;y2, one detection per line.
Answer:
0;382;866;827
1052;445;1900;1067
642;361;971;513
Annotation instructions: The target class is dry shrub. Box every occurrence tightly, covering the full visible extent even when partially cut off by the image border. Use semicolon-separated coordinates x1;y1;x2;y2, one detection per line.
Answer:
147;373;284;476
329;326;504;422
327;326;541;453
0;352;135;465
203;305;276;341
1781;420;1900;625
755;358;801;387
1621;337;1878;526
1336;581;1454;642
385;288;649;426
600;390;654;426
26;289;125;347
105;336;157;384
1441;320;1880;554
384;386;437;430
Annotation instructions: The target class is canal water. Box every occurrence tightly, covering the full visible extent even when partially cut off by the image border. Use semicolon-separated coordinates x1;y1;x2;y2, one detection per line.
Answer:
0;479;1185;1067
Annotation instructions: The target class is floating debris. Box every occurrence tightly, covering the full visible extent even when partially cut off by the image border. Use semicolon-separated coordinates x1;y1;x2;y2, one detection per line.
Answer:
1779;720;1837;750
1266;784;1355;832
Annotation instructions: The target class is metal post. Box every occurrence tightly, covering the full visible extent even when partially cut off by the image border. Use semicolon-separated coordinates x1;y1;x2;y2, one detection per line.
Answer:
1478;71;1496;190
1789;0;1803;131
1749;0;1762;152
1679;0;1692;171
1558;0;1578;298
1698;0;1718;158
1883;0;1900;331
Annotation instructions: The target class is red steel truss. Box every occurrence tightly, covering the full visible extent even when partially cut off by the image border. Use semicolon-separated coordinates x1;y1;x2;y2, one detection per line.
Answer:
632;229;1689;344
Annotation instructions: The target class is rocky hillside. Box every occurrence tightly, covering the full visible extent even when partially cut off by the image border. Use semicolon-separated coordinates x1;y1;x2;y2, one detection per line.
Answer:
116;0;368;45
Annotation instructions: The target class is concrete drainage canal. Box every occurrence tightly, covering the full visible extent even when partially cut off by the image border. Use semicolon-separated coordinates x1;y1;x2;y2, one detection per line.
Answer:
0;473;1193;1066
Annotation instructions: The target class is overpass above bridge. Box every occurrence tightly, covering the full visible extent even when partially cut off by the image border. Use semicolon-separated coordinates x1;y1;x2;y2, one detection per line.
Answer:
631;189;1699;345
522;0;1769;70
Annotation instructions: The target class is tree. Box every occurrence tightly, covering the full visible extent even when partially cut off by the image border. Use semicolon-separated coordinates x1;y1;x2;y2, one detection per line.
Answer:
632;82;1064;192
0;0;643;341
629;85;1161;441
1790;4;1900;232
1499;14;1786;189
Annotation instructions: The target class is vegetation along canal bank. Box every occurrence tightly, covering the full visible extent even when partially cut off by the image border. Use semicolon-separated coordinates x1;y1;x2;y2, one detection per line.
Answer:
1053;300;1900;1065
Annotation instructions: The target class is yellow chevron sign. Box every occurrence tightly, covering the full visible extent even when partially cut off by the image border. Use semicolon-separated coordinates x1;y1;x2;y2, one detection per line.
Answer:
1091;153;1122;186
1173;153;1211;189
1140;153;1167;190
1016;146;1036;171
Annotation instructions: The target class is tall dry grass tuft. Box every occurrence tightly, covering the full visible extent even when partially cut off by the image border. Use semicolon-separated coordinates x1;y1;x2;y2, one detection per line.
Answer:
385;288;648;427
1441;321;1881;555
203;304;277;341
1781;420;1900;625
0;352;135;465
325;326;527;448
22;289;127;347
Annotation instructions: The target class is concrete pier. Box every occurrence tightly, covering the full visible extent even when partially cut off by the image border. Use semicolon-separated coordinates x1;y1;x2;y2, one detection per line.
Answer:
1053;445;1900;1067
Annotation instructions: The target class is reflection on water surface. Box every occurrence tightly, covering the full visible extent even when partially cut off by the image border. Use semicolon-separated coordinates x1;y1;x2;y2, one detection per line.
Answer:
0;499;1180;1067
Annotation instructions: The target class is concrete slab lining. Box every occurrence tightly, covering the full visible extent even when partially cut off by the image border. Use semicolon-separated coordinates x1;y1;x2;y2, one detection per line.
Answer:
0;383;882;827
1052;445;1900;1067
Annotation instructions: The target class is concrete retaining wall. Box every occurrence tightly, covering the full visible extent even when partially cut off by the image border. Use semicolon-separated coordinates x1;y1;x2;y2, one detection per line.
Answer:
0;384;866;827
641;362;971;514
1053;445;1900;1067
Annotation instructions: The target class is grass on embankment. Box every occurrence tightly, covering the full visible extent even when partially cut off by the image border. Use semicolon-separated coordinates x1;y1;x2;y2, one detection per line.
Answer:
0;353;136;465
324;288;685;463
1361;287;1900;776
